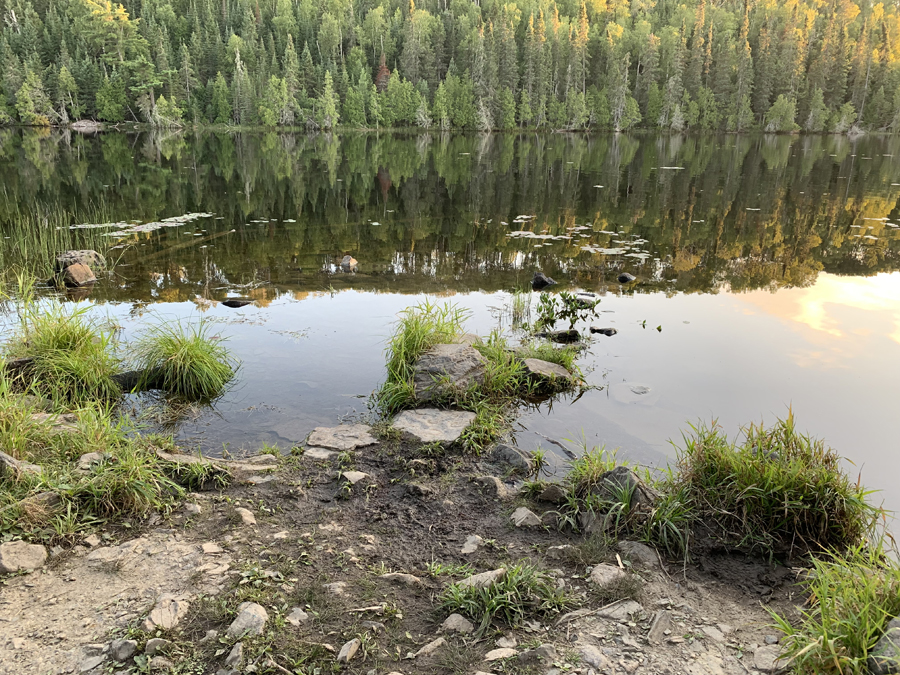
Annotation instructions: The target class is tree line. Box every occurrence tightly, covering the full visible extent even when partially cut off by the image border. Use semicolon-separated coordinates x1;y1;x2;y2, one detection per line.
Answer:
2;0;900;133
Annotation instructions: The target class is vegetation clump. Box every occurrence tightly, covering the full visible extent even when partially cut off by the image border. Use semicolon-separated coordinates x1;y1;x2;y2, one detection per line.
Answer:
132;319;237;401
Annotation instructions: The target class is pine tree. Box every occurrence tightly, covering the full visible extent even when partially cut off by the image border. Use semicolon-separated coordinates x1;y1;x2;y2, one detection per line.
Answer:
210;72;232;124
317;71;340;129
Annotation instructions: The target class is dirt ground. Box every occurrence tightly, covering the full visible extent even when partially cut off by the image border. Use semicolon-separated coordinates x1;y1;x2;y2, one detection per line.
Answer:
0;432;803;675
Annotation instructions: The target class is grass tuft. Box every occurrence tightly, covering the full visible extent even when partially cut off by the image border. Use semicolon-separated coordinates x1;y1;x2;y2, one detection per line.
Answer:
132;319;237;401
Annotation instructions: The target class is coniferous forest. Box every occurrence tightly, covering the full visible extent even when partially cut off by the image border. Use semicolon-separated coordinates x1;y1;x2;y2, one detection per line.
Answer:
2;0;900;133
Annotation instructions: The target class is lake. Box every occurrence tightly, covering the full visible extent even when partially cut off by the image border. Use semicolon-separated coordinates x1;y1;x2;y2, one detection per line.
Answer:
2;128;899;516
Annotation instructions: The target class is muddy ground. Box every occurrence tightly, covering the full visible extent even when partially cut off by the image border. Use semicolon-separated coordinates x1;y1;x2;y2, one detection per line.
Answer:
0;432;802;675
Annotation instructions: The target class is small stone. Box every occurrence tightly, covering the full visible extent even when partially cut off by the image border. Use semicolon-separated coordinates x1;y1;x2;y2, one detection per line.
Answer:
413;637;446;658
183;503;202;515
577;644;612;670
590;326;618;336
538;483;568;504
702;625;725;642
361;621;385;633
440;613;474;635
474;476;509;500
56;250;106;271
304;446;337;460
225;643;243;668
307;424;376;451
484;647;518;661
142;594;190;631
233;507;256;525
227;602;268;638
753;645;788;673
200;631;218;643
765;634;780;645
287;608;310;626
323;581;347;595
148;656;175;671
83;534;101;548
79;655;105;672
461;535;483;554
381;572;422;586
341;470;369;485
144;638;173;656
546;545;574;560
496;636;517;649
518;644;556;665
458;568;506;590
77;452;104;471
532;272;557;290
0;540;48;573
109;639;137;662
11;638;25;649
596;599;644;621
617;540;660;568
522;358;573;383
589;563;626;589
648;610;673;644
337;638;361;663
510;507;542;527
490;444;531;471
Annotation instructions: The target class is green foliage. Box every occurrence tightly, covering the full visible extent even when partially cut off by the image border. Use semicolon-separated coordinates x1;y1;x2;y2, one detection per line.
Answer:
534;291;599;331
765;95;800;133
132;320;237;401
439;563;576;634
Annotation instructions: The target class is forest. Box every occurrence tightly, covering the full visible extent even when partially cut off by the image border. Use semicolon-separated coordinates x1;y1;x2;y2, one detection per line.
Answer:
1;0;900;132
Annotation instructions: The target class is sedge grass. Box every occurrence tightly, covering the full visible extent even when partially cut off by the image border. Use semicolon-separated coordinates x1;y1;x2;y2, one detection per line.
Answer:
132;319;237;401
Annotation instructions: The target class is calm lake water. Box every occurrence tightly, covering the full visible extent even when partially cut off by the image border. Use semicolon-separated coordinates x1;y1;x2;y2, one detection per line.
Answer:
2;129;900;515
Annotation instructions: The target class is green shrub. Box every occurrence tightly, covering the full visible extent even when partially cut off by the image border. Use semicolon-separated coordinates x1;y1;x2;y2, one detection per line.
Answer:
133;319;237;401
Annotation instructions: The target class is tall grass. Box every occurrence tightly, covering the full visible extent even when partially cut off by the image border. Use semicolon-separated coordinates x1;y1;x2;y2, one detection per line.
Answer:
132;319;237;401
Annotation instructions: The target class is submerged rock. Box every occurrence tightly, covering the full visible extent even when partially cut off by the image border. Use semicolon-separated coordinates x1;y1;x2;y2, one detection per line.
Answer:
412;343;485;401
532;272;557;290
590;326;618;336
535;329;580;343
61;263;96;287
222;298;253;308
392;408;476;443
55;250;106;272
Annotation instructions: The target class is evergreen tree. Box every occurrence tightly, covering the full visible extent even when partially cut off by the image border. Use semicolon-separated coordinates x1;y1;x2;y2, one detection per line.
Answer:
317;71;340;129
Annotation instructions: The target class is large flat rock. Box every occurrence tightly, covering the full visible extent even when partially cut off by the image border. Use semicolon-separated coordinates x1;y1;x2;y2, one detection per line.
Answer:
392;408;476;443
306;424;377;451
413;343;485;401
523;358;573;382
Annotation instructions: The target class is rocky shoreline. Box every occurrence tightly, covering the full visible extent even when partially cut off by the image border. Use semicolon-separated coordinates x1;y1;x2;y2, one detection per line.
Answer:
0;418;805;675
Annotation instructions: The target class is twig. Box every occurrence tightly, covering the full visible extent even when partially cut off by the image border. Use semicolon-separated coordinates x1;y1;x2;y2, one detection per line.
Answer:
266;658;293;675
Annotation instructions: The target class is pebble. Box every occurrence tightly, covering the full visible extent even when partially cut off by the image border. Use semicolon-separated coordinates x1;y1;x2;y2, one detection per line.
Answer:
234;508;256;526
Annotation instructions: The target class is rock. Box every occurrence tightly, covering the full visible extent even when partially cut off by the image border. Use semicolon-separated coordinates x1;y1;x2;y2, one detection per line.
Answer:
0;450;41;478
753;645;787;673
496;636;517;649
535;329;580;343
227;602;269;638
577;644;612;670
413;637;446;658
304;446;337;460
225;643;243;668
323;581;347;595
764;634;780;645
702;625;726;642
461;535;483;554
648;610;673;644
341;255;358;271
869;617;900;675
412;343;486;401
538;483;568;504
441;613;474;635
522;358;573;384
108;639;137;662
337;638;361;663
590;563;626;589
202;542;222;554
55;250;106;272
590;326;618;336
287;607;310;626
77;452;106;472
341;470;369;485
307;424;377;451
70;120;104;133
485;647;518;661
392;408;476;443
546;545;574;560
518;644;556;665
79;655;105;672
222;298;253;308
183;502;202;515
474;476;509;500
597;599;644;621
62;263;97;287
618;272;636;283
142;594;190;631
0;541;48;573
381;572;422;586
361;620;386;632
590;466;658;515
148;656;175;671
490;444;531;472
532;272;557;290
144;638;173;656
458;568;506;590
234;507;256;526
617;540;659;568
510;507;542;528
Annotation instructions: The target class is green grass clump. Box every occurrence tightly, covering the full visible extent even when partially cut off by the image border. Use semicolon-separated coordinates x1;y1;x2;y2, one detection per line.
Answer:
4;298;121;405
439;563;576;635
133;319;237;401
669;415;880;559
770;543;900;675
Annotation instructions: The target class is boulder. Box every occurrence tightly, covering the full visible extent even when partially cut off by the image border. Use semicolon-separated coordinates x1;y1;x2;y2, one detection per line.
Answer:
522;358;573;384
0;450;41;478
490;444;531;472
307;424;377;451
0;541;48;573
55;250;106;272
868;617;900;675
392;408;476;443
617;272;636;283
227;602;268;638
590;326;618;336
532;272;557;290
62;263;97;287
617;540;660;569
341;255;358;271
413;343;486;401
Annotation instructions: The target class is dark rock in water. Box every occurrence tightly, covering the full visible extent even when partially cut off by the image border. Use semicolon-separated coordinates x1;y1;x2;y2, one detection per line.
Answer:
535;329;580;343
590;327;618;337
412;343;486;402
868;618;900;675
532;272;557;290
490;444;532;472
593;466;658;514
617;273;636;283
222;298;253;308
573;293;599;308
112;368;164;392
62;263;97;287
55;250;106;272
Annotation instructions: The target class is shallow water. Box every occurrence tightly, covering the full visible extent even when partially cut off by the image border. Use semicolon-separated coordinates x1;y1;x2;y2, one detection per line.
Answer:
2;129;900;515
